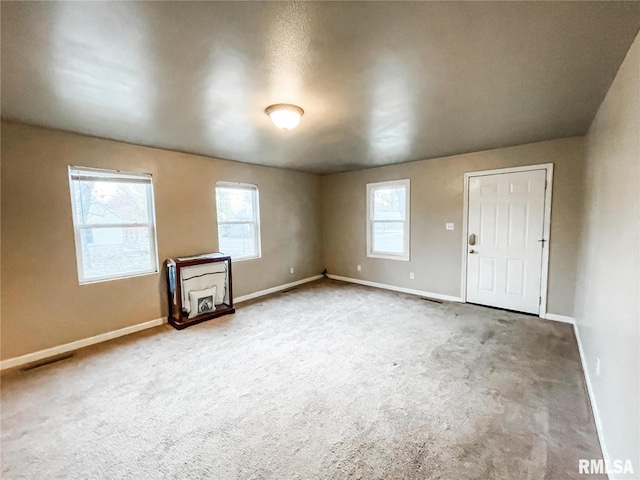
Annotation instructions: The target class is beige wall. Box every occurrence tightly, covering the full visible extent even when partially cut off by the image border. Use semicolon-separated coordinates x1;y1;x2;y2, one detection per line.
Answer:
575;33;639;476
1;122;323;360
322;137;584;317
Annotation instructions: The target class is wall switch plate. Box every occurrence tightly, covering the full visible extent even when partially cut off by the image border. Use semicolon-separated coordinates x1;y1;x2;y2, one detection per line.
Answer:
446;223;455;231
596;357;600;376
357;265;362;272
409;272;415;279
290;267;294;274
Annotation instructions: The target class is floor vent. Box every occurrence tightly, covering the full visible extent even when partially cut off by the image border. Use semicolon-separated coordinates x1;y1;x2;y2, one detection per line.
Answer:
467;302;538;317
421;297;443;304
22;354;74;371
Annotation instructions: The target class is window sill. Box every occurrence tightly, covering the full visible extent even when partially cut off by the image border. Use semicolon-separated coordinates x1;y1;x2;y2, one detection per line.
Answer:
367;252;410;262
230;255;262;263
79;269;159;285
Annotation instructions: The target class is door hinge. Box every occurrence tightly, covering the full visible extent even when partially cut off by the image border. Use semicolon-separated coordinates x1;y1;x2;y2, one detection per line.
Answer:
539;296;542;305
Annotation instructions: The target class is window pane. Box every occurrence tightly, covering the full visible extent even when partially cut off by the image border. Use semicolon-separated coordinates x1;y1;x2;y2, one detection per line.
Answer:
216;188;255;222
80;227;153;279
218;223;256;258
372;222;404;254
373;187;406;220
74;180;150;224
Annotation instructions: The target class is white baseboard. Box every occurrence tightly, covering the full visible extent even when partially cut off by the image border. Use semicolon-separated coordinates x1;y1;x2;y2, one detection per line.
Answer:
539;314;613;477
542;313;576;324
327;274;463;303
234;275;324;304
573;322;613;479
0;317;167;371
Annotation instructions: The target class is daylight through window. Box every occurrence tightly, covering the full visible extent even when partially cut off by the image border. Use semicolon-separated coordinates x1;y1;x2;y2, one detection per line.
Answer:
367;179;410;261
215;182;261;261
68;167;158;283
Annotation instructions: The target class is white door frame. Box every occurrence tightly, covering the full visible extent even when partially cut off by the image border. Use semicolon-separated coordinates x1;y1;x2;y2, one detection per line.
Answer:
460;163;554;317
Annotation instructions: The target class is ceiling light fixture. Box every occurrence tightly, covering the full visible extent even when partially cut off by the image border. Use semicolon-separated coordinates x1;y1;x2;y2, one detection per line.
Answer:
265;104;304;131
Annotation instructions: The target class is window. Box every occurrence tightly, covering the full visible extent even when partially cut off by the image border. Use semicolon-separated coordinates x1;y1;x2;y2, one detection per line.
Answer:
68;167;158;284
215;182;261;261
366;179;410;261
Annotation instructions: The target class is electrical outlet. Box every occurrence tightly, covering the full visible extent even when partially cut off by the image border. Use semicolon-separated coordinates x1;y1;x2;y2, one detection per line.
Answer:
596;357;600;376
290;267;294;274
409;272;415;279
446;223;454;231
357;265;362;272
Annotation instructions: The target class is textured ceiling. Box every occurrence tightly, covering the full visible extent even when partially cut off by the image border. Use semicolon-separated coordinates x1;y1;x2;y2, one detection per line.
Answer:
2;1;640;174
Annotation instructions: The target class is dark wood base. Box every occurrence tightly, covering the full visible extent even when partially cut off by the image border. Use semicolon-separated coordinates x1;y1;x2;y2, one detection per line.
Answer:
168;304;235;330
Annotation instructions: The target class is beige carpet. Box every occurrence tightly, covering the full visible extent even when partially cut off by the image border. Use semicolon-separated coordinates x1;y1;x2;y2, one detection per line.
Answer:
1;279;604;479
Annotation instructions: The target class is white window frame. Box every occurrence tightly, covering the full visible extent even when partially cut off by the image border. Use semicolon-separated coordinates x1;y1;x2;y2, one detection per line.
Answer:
215;181;261;261
68;166;159;284
366;179;411;261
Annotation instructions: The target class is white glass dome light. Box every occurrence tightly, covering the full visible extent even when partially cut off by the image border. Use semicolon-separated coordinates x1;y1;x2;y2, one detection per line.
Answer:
265;104;304;131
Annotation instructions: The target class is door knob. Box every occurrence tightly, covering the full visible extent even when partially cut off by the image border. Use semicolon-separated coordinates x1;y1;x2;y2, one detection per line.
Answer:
469;249;477;254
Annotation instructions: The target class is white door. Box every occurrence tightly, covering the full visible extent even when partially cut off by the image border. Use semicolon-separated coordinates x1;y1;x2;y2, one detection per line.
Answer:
466;169;547;314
